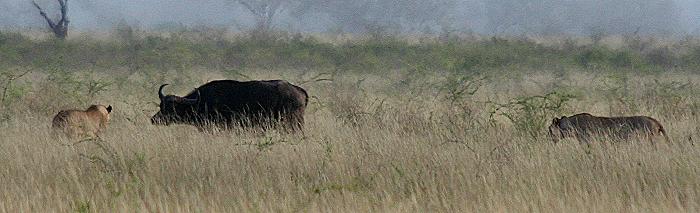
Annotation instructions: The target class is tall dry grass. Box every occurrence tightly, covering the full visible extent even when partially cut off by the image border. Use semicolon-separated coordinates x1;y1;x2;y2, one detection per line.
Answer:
0;67;699;212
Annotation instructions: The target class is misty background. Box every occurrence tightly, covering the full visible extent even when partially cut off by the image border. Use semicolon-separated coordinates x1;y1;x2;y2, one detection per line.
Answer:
1;0;699;36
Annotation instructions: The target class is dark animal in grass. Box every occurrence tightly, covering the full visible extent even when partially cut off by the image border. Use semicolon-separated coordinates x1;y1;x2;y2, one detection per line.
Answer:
548;113;669;144
52;104;113;139
151;80;308;132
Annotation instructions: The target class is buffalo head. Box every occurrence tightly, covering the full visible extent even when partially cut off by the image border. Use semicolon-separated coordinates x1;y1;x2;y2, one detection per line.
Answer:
151;84;200;125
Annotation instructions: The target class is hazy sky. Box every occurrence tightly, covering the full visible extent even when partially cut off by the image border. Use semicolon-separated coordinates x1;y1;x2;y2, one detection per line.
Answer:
679;0;700;33
1;0;699;35
1;1;243;29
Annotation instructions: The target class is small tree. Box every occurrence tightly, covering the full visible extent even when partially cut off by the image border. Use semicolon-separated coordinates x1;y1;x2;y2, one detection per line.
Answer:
292;0;456;34
490;91;575;139
31;0;69;39
233;0;284;33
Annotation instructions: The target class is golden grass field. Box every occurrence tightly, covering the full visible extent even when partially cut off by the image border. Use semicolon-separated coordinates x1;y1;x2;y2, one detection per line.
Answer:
1;66;699;212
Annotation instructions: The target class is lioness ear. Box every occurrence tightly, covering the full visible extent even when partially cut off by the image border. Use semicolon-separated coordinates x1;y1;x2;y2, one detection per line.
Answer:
106;105;113;113
558;117;572;129
552;118;558;124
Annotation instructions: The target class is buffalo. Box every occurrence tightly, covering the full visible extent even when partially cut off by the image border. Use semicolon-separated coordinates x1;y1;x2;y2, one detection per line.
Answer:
548;113;669;144
151;80;308;132
52;104;113;139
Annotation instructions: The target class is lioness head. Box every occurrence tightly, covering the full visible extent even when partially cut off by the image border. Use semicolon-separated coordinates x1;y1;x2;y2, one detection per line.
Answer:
86;104;113;123
548;116;575;143
548;117;563;143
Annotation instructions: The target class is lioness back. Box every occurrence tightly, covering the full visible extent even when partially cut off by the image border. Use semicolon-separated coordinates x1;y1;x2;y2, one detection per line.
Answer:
51;105;112;139
550;113;669;143
51;110;72;129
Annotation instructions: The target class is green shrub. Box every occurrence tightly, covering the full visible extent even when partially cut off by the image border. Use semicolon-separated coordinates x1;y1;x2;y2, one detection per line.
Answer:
577;46;634;68
3;30;700;73
490;91;576;139
645;47;676;68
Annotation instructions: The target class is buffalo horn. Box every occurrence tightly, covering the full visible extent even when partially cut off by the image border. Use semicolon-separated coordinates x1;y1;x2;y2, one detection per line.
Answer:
159;84;169;100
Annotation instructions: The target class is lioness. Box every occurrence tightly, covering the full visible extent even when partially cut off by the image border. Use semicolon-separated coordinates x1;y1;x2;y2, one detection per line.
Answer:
52;105;113;139
548;113;669;143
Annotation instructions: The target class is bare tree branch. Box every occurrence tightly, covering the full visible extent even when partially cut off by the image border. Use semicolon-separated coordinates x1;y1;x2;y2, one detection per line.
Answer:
266;1;282;28
58;0;69;26
238;0;257;14
32;1;56;30
233;0;283;32
31;0;69;39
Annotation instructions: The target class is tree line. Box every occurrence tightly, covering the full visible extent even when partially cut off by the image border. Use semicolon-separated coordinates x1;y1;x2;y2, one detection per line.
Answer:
25;0;684;39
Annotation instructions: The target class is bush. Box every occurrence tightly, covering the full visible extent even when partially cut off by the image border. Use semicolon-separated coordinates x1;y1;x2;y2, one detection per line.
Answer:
2;30;700;73
577;46;637;68
490;91;575;139
645;47;676;68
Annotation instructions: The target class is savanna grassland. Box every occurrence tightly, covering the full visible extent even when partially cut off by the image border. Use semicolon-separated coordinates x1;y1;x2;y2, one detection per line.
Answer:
1;29;700;212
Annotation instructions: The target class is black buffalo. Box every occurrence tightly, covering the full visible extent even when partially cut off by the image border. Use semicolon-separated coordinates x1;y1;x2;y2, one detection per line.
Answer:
151;80;308;131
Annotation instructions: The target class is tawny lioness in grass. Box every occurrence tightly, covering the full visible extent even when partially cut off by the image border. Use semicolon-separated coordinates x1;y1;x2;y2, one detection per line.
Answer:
52;105;113;139
548;113;669;144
